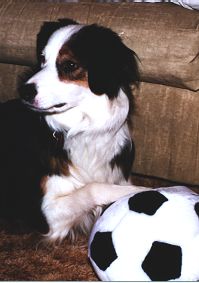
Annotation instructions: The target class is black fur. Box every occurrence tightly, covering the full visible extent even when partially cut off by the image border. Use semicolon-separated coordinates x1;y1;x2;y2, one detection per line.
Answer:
110;139;135;181
0;100;66;232
67;24;139;99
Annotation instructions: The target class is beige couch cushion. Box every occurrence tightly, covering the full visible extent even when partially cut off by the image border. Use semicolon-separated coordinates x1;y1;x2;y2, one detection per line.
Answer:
0;1;199;91
133;82;199;185
0;63;30;102
88;3;199;91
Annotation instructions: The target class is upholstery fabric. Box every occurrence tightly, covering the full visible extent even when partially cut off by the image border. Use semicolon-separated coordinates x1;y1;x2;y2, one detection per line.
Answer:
0;1;199;90
133;83;199;185
0;63;30;102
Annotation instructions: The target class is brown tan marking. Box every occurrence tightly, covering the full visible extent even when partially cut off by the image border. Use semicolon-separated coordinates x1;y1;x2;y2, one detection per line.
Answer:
40;175;49;195
56;44;89;88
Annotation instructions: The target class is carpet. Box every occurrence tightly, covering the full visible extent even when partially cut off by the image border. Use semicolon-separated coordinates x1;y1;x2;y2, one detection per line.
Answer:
0;174;198;281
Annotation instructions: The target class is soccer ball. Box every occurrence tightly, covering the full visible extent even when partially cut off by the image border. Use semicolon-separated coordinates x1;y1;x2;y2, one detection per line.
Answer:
88;186;199;281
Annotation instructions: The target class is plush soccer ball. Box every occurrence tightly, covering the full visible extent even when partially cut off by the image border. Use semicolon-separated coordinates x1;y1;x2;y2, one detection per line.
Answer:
88;186;199;281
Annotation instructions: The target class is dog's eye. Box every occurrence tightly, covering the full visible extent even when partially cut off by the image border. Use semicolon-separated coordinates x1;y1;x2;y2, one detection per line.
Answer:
63;60;79;73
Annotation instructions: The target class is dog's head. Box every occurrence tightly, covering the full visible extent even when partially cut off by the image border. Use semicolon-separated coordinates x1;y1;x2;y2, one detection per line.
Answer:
21;20;139;132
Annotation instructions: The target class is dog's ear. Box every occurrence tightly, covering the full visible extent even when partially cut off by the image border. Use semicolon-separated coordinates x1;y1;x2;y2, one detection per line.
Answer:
69;24;139;98
88;43;139;98
36;18;78;63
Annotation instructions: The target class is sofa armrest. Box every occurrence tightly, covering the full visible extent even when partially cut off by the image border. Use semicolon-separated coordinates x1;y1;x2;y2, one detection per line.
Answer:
0;1;199;91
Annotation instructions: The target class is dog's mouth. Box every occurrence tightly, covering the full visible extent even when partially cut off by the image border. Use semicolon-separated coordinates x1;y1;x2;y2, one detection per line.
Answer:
51;103;67;109
22;100;74;114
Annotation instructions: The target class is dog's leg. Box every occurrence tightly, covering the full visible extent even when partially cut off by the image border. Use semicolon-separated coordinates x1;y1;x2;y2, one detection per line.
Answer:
42;177;149;242
80;183;150;207
41;174;84;242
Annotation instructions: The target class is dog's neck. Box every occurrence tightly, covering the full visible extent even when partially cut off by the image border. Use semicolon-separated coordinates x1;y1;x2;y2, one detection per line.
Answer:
45;89;132;184
45;89;130;138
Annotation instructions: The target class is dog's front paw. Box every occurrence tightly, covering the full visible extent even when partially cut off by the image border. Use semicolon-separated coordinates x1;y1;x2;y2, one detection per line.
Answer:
44;223;72;243
42;196;75;242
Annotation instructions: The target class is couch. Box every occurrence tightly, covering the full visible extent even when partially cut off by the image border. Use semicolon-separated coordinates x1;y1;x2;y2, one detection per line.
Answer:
1;0;199;186
0;1;199;280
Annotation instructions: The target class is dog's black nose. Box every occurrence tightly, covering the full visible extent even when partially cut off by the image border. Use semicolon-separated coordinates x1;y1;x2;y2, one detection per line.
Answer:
19;83;37;103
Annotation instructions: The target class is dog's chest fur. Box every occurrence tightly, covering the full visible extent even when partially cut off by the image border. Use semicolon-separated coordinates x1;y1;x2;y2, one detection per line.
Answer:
65;125;132;185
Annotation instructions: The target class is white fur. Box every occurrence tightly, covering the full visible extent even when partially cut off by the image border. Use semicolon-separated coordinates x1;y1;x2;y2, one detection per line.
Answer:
26;24;145;241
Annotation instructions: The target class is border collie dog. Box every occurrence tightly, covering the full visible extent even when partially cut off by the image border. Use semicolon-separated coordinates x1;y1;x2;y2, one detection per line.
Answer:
21;20;144;241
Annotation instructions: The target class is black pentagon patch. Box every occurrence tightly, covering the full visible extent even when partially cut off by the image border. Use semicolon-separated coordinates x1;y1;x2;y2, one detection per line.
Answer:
194;202;199;217
90;231;117;271
142;241;182;281
128;191;168;215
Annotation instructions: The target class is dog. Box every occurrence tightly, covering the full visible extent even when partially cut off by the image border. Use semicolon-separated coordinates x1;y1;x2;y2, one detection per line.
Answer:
20;20;146;242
